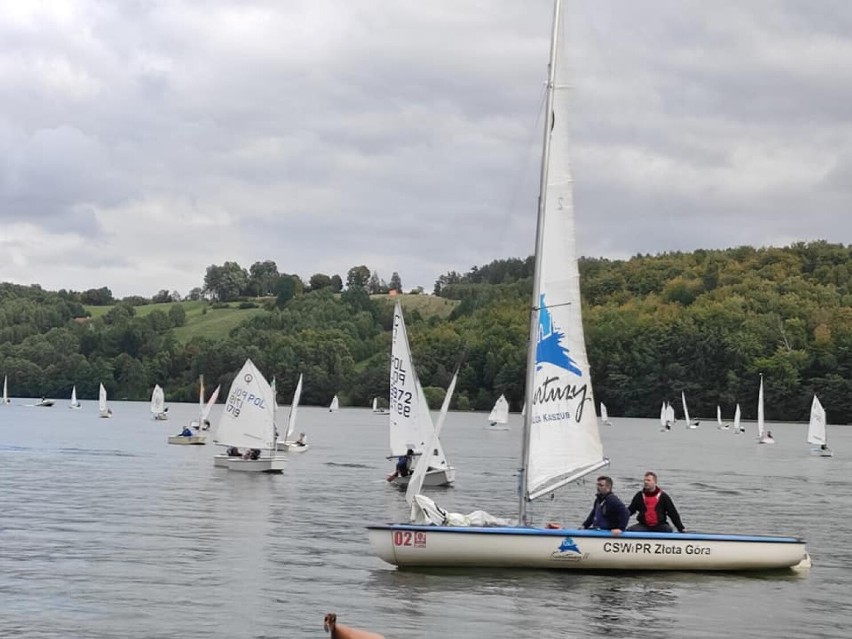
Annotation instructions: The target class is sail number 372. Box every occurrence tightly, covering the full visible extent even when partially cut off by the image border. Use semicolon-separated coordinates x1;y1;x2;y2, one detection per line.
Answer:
390;356;412;417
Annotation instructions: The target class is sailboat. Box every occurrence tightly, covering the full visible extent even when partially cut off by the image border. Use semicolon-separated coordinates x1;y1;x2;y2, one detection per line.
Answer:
212;359;285;473
150;384;168;420
169;376;217;445
599;402;612;426
681;391;699;429
34;397;55;407
386;300;455;488
807;395;832;457
733;403;744;434
329;395;339;412
367;0;808;571
757;375;774;444
276;374;309;452
659;402;670;432
69;386;82;409
372;397;390;415
2;375;9;405
716;405;729;430
486;394;510;430
98;383;112;418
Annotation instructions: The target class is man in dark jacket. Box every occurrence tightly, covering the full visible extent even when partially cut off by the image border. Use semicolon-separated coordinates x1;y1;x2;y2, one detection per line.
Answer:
582;475;629;532
626;471;686;532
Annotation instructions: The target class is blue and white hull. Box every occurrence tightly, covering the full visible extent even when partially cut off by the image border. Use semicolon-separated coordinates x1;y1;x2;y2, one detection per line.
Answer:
366;526;809;571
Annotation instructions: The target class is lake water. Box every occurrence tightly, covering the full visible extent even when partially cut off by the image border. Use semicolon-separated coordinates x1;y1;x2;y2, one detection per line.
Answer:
1;400;850;638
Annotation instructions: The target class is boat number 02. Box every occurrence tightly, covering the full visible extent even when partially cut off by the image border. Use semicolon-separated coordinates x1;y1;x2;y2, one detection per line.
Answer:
392;531;427;547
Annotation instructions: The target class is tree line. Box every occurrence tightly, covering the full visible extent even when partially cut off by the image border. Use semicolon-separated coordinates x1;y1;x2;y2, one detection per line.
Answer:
1;240;850;423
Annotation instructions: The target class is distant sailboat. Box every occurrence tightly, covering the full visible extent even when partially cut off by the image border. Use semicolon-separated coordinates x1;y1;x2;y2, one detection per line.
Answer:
733;404;743;434
600;402;612;426
169;376;216;445
716;405;729;430
277;374;309;452
329;395;340;412
150;384;168;420
2;375;9;405
681;391;699;428
807;394;832;457
372;397;390;415
69;386;81;409
487;394;510;430
98;383;112;418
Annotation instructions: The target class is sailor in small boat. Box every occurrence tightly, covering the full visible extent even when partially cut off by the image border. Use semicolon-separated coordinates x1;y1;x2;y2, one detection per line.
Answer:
581;475;629;533
626;471;686;533
242;448;261;460
227;446;241;457
179;427;193;437
386;449;414;482
201;419;211;431
294;432;307;447
820;444;832;454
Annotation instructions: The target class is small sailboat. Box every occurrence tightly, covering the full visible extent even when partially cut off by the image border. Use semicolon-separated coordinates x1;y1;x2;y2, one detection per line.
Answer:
329;395;340;412
34;397;55;407
733;403;744;434
69;386;81;409
98;383;112;418
757;375;774;444
385;300;455;488
486;394;510;430
659;401;670;432
599;402;612;426
372;397;390;415
716;405;729;430
681;391;699;429
2;375;9;405
807;395;833;457
150;384;168;420
367;0;808;572
212;359;285;473
276;374;309;452
169;377;216;445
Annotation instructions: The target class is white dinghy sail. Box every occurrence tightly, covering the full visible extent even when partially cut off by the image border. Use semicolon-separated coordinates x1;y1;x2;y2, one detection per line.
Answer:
487;394;510;430
277;374;309;452
2;375;9;405
367;0;808;572
213;359;285;473
151;384;168;420
387;300;454;487
98;383;112;418
681;391;698;429
70;385;81;409
807;394;832;457
600;402;612;426
757;375;775;444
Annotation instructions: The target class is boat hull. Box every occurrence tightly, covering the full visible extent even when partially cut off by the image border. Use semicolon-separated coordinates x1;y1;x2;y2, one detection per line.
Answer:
167;435;206;445
393;467;455;488
225;456;286;473
366;526;808;572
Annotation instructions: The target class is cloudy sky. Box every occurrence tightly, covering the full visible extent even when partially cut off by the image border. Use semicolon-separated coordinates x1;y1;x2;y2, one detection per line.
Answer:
1;0;851;298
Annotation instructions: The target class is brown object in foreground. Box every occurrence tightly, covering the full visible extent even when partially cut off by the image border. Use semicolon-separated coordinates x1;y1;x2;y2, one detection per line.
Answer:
323;613;386;639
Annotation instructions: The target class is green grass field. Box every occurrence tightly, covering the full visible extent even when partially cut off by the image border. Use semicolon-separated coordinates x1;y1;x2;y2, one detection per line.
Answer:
83;294;458;343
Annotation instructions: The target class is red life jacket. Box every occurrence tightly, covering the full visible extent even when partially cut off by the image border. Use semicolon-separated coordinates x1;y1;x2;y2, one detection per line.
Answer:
642;489;662;527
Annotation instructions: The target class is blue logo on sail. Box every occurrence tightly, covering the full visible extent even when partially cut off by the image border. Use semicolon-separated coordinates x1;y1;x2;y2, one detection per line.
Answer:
536;294;581;376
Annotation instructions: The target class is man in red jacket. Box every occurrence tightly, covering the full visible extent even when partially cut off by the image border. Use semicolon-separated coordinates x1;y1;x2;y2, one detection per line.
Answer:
626;471;686;533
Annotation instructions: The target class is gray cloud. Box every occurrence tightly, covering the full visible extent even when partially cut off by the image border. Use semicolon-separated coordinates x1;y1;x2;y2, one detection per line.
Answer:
0;0;850;297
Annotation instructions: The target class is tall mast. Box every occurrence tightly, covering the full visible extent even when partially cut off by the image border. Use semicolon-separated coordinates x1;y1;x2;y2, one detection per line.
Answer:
518;0;563;525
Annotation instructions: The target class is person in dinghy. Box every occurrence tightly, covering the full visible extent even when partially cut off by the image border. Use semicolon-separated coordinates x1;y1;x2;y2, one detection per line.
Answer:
581;475;629;533
626;471;686;533
386;449;414;482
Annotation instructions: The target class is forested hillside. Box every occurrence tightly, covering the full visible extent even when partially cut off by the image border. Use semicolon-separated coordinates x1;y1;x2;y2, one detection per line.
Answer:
1;241;850;423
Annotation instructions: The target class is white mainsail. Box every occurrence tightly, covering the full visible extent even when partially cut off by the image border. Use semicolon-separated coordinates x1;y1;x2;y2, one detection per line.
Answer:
98;383;109;416
717;405;722;427
214;359;277;450
665;402;675;425
488;395;509;425
283;374;303;443
757;375;765;439
389;301;450;473
807;394;827;446
600;402;610;424
150;384;165;416
681;392;690;424
2;375;9;405
519;2;607;513
329;395;339;412
734;404;742;432
372;397;378;412
659;402;667;427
